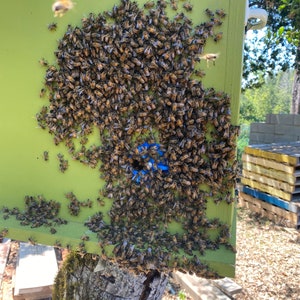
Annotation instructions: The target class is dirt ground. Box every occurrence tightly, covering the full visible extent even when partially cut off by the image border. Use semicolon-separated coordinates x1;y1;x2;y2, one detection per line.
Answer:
1;207;299;300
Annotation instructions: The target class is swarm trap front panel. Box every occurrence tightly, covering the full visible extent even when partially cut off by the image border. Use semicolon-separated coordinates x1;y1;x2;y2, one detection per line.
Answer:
0;0;245;277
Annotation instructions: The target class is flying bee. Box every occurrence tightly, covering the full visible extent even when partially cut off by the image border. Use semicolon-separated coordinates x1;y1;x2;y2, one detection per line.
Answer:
199;53;220;67
52;0;74;17
48;22;57;31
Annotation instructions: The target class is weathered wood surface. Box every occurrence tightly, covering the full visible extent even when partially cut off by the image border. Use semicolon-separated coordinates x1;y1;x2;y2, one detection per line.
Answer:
243;161;298;185
212;277;243;298
241;177;300;201
14;243;58;298
242;169;297;193
172;272;234;300
241;186;300;213
242;153;296;174
245;142;300;166
53;253;168;300
239;192;300;228
0;240;10;289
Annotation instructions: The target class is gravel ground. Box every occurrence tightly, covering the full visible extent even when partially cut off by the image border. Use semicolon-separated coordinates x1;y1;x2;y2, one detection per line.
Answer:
234;207;300;300
1;207;300;300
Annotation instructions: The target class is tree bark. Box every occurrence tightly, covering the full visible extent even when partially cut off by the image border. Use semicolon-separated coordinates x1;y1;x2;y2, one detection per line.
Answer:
53;252;168;300
291;71;300;114
291;43;300;114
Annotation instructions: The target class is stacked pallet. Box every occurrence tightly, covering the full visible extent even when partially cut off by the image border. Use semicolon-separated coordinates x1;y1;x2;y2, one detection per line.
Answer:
239;142;300;229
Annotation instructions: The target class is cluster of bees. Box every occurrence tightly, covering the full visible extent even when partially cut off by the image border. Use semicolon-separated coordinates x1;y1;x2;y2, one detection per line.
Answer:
35;0;239;277
1;195;67;234
65;192;93;216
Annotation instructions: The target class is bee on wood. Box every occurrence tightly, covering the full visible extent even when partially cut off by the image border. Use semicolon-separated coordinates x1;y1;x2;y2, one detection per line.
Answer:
183;2;193;12
43;151;49;161
48;22;57;31
39;58;49;67
216;9;226;18
214;32;223;42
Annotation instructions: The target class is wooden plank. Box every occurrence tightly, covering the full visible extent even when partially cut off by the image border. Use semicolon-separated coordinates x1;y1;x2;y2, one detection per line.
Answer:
0;240;10;288
212;277;242;297
244;146;298;166
241;186;300;213
172;272;231;300
242;169;296;193
14;243;58;297
239;192;299;227
243;161;297;185
241;178;294;201
242;153;295;174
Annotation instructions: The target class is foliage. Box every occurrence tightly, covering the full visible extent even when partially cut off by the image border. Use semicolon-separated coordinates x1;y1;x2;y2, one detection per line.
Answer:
243;0;299;89
240;70;294;124
178;290;187;300
238;70;294;162
237;124;250;163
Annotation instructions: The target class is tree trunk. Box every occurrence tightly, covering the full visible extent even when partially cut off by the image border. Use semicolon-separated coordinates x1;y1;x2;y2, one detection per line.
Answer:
291;71;300;114
291;43;300;114
53;252;168;300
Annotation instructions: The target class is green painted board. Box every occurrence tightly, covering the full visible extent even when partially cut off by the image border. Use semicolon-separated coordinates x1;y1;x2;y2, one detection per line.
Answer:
0;0;245;278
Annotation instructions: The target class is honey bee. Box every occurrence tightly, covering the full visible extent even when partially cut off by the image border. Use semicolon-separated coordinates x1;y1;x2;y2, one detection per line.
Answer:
214;32;223;42
52;0;75;17
48;22;57;31
199;53;220;67
39;58;49;67
216;9;226;18
43;151;49;161
183;2;193;12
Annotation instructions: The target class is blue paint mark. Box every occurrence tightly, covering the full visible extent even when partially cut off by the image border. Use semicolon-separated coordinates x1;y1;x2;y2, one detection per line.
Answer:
131;142;168;183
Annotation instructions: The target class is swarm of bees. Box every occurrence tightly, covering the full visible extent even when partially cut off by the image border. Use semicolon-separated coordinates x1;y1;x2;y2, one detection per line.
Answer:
1;195;68;233
65;192;93;216
35;0;239;277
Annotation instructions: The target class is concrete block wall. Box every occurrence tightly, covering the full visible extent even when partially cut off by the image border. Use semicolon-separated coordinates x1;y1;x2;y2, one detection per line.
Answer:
249;114;300;145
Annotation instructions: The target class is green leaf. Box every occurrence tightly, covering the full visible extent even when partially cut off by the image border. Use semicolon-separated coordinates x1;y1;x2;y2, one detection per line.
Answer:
278;26;285;36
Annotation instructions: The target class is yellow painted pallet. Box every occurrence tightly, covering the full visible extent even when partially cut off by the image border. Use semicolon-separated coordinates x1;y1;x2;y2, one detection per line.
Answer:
242;153;296;174
239;192;300;229
242;169;296;193
244;142;300;166
242;161;298;186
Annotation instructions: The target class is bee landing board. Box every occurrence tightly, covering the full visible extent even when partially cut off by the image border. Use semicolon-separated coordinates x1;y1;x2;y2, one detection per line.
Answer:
0;0;246;277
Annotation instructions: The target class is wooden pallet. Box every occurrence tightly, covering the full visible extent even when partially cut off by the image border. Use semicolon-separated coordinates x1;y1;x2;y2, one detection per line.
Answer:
241;177;300;201
241;185;300;213
239;192;300;229
244;142;300;166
